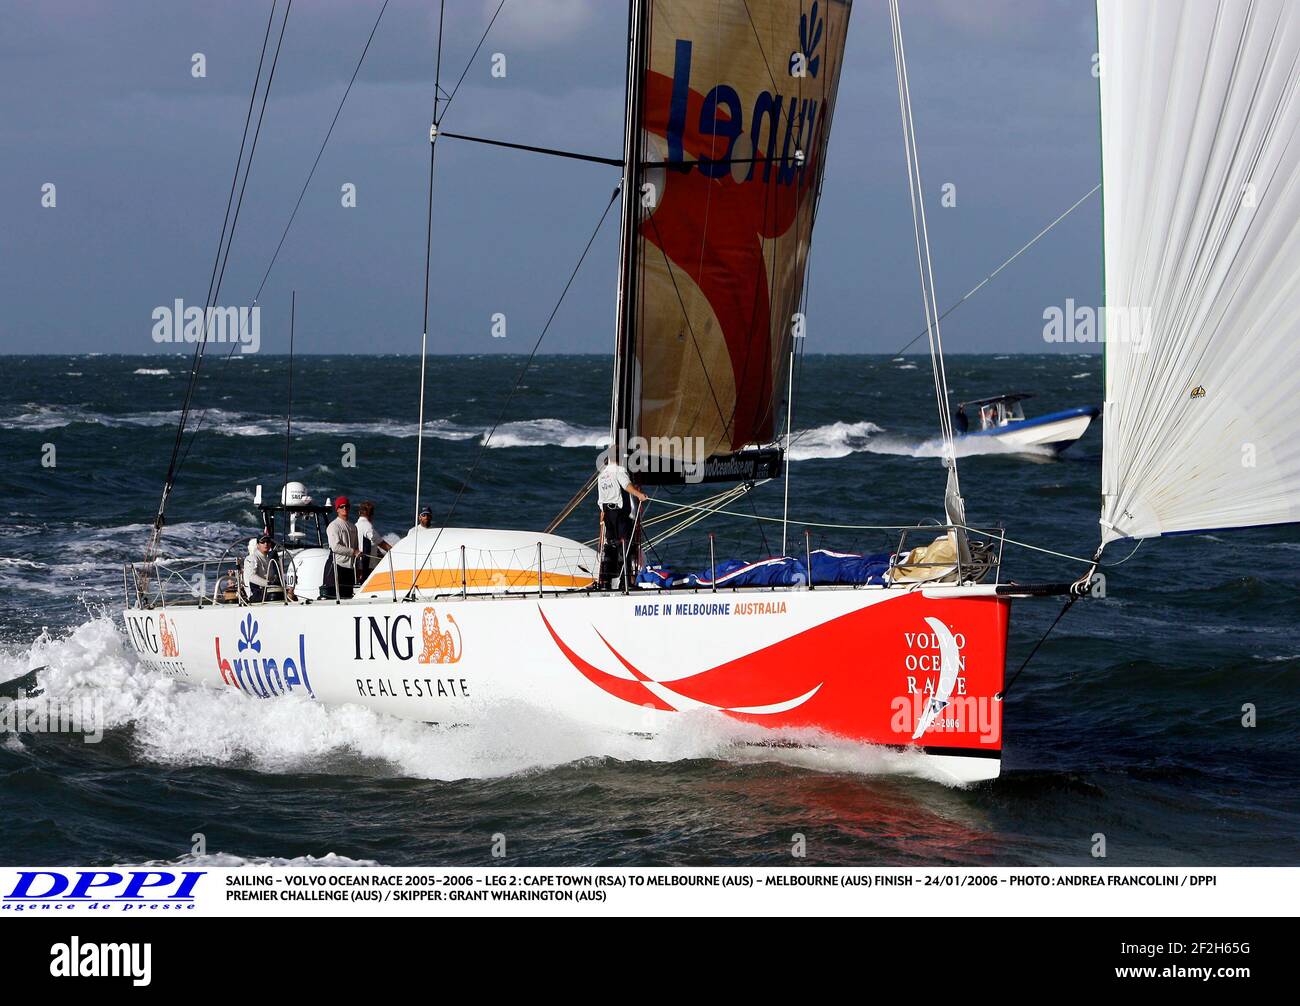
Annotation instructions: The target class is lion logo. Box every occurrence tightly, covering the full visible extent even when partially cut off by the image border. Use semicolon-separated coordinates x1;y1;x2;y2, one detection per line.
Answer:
418;607;462;665
159;614;180;658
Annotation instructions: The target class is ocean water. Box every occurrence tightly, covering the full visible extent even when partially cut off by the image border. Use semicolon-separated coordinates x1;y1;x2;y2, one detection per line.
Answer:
1;353;1297;867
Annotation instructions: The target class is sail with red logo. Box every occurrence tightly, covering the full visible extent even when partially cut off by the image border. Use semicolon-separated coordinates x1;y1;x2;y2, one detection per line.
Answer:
609;0;852;483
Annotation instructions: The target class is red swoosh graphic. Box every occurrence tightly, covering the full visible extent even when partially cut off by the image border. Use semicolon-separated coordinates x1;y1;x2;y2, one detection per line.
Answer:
536;593;1011;753
543;609;821;712
539;609;675;711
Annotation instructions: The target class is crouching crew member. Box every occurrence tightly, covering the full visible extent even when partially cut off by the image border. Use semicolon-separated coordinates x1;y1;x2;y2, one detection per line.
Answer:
244;533;282;603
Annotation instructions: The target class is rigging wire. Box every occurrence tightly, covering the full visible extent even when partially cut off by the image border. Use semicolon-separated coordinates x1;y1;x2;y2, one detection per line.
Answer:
439;0;508;121
252;0;392;306
404;185;624;592
147;0;290;561
410;0;512;545
996;595;1077;701
171;0;389;485
889;0;958;480
889;184;1102;358
640;493;1111;567
173;1;294;480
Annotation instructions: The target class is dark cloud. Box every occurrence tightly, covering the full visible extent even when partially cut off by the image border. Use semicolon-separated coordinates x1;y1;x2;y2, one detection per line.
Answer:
0;0;1101;355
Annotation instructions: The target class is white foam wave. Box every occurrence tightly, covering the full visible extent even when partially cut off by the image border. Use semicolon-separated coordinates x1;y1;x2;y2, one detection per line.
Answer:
1;406;188;431
133;368;170;376
486;419;609;449
132;852;381;868
0;404;602;450
870;434;1056;460
786;421;885;460
787;419;1054;461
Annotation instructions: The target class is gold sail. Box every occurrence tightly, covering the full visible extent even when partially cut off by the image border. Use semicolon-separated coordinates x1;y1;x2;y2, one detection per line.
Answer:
615;0;852;476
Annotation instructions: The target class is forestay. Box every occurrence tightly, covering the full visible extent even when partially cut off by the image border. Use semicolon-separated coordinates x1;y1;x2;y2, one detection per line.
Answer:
1098;0;1300;543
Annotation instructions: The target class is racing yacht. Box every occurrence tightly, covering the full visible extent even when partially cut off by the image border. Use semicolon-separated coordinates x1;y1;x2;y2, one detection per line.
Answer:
110;0;1300;785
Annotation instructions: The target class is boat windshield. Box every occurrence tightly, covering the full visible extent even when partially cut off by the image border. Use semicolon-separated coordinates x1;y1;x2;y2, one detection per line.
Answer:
976;400;1027;430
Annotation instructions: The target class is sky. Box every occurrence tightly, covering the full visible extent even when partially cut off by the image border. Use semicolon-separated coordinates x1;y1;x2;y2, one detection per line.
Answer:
0;0;1104;355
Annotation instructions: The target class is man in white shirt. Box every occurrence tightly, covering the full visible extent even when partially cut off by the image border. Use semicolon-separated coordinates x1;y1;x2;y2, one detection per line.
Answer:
243;534;280;603
326;496;361;599
410;505;433;534
597;456;647;588
354;500;390;582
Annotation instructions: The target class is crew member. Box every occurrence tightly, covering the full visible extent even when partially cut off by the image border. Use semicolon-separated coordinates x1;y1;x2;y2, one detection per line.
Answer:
326;496;361;599
412;505;433;533
243;534;281;603
355;500;390;581
597;454;647;588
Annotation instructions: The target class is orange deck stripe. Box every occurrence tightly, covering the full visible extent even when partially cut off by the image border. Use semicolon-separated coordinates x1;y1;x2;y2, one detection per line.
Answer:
360;568;595;593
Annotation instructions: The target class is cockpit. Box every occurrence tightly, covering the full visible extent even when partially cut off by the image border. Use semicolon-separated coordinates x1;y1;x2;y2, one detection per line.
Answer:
956;394;1031;434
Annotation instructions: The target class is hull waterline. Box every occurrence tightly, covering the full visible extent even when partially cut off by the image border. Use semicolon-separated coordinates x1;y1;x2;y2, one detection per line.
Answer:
964;409;1097;455
123;584;1010;784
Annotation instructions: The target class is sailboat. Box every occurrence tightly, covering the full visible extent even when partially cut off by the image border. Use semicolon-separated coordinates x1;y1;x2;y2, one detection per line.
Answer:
113;0;1300;786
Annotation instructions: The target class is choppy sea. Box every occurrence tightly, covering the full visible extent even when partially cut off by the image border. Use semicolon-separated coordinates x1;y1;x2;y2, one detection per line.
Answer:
2;353;1297;866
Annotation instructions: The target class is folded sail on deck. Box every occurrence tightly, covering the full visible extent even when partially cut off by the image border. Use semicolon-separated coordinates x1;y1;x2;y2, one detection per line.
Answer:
1098;0;1300;542
612;0;852;480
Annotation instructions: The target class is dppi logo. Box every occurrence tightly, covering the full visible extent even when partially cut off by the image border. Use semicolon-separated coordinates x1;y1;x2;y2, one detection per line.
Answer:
4;870;202;911
355;607;462;665
663;2;832;186
214;614;314;698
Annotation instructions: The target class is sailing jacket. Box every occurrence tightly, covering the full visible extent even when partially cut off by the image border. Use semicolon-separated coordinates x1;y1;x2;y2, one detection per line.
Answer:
327;517;359;569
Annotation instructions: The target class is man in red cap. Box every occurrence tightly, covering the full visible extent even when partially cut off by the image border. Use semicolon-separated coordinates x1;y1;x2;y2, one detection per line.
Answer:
326;496;361;599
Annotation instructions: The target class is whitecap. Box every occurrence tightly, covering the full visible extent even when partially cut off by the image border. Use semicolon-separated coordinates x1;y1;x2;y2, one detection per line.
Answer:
486;419;609;449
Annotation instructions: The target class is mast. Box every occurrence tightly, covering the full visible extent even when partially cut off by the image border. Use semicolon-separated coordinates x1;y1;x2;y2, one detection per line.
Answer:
608;0;650;462
414;2;446;524
283;289;295;503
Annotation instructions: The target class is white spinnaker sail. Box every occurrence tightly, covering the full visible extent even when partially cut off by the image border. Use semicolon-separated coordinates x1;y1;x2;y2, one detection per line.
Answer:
1098;0;1300;544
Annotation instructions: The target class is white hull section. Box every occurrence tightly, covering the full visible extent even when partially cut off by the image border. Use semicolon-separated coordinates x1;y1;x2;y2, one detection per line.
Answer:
123;584;1010;784
980;413;1094;452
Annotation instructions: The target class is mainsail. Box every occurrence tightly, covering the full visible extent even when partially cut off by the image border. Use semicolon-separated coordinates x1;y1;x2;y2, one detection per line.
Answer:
611;0;852;481
1098;0;1300;543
